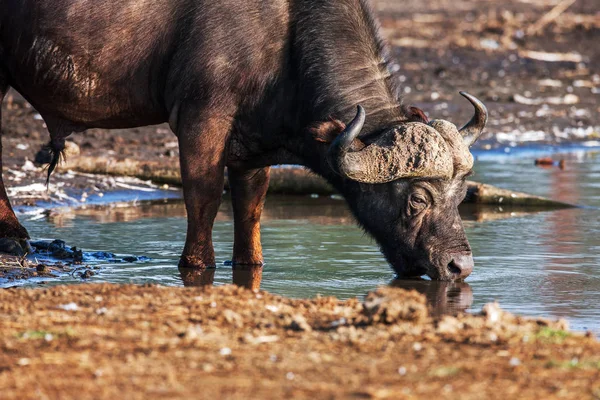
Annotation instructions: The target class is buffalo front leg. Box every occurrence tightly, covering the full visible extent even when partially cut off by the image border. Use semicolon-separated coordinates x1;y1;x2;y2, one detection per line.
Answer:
229;167;269;290
229;167;270;266
0;80;30;251
177;114;231;269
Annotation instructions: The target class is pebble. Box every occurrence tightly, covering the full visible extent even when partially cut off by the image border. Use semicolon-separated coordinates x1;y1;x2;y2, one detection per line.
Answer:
219;347;232;356
265;305;279;313
17;358;30;366
58;302;79;311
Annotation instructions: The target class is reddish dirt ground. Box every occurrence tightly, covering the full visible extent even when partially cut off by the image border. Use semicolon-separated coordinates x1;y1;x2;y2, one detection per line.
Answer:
1;284;599;400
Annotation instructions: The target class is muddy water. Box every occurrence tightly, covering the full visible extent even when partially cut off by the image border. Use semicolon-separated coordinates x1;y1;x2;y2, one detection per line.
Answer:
13;149;600;333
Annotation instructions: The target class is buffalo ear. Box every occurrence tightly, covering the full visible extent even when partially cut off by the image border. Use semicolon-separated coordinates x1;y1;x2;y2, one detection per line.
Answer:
403;105;430;124
310;118;366;150
310;118;346;143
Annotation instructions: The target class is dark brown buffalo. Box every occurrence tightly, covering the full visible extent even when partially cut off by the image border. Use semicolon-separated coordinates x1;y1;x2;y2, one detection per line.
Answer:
0;0;487;281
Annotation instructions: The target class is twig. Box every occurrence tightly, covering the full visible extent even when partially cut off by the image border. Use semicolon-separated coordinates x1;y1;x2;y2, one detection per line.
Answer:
527;0;577;36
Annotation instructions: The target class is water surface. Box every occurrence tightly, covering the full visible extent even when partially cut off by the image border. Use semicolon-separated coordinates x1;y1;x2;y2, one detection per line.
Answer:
12;150;600;333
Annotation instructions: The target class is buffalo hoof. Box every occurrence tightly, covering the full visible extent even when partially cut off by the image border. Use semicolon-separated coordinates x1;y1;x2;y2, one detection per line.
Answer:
178;266;216;287
0;238;30;257
178;255;216;270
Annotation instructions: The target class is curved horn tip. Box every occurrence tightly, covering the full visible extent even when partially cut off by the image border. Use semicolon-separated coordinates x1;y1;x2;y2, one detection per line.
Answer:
326;104;367;178
341;104;367;143
458;91;488;147
353;104;366;125
459;91;488;114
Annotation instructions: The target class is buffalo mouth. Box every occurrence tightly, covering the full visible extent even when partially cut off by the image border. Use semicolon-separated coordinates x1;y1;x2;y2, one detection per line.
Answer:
395;267;428;279
392;258;467;282
389;254;429;279
387;250;470;281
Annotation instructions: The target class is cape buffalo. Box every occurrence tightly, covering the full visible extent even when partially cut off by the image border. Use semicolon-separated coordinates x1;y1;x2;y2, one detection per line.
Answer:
0;0;487;281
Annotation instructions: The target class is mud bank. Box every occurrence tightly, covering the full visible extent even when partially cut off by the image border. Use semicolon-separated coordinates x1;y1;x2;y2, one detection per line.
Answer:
4;158;577;209
0;284;598;399
0;237;153;285
59;154;579;208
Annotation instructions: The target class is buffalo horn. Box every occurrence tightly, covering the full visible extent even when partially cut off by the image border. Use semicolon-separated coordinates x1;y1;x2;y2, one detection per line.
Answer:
326;105;366;178
458;91;488;147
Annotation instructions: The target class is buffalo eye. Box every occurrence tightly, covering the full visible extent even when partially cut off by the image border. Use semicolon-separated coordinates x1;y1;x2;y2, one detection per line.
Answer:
408;192;429;216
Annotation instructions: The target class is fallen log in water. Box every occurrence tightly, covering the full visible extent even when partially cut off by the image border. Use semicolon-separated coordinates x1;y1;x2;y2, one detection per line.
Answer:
464;181;575;208
61;156;576;208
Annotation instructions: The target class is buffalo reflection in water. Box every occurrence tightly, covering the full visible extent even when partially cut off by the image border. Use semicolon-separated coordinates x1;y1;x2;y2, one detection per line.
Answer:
389;279;473;316
179;265;263;291
179;266;471;317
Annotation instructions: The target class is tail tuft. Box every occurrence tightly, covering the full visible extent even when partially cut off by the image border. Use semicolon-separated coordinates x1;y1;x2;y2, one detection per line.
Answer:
43;140;66;186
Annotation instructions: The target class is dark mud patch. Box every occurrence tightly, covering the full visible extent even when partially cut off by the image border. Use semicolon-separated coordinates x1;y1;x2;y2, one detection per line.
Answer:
0;239;151;287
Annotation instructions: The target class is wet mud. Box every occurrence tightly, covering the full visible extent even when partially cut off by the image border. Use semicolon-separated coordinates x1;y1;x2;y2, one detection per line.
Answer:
0;238;150;286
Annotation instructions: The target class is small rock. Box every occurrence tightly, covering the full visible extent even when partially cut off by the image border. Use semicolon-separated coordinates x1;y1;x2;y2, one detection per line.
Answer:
288;314;312;332
81;270;95;279
72;247;84;263
362;287;428;323
482;302;503;323
184;324;203;339
480;38;499;50
21;160;38;171
244;335;280;345
219;347;232;356
0;238;25;256
223;309;244;328
437;316;461;334
58;302;79;311
36;264;50;273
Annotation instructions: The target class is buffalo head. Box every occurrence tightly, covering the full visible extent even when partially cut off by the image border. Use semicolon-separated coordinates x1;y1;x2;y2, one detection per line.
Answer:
326;92;487;281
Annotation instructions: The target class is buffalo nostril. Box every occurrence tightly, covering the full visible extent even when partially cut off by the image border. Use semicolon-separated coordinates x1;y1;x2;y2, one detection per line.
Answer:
447;254;474;279
448;260;462;275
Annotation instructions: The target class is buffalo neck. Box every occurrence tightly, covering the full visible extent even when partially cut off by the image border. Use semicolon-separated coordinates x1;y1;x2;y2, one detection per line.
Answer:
284;0;405;186
290;0;404;134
